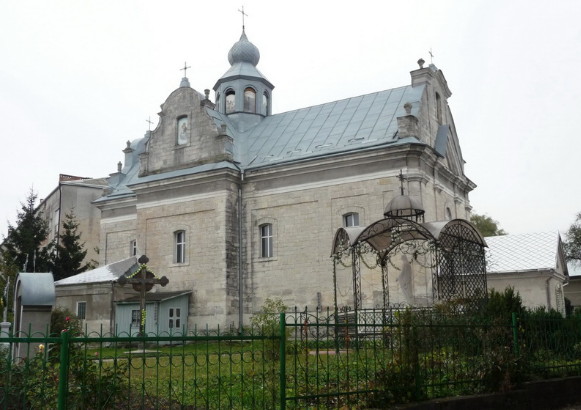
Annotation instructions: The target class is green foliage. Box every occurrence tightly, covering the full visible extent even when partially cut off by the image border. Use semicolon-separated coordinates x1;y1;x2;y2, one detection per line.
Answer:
23;308;128;408
50;307;82;336
2;188;53;273
250;297;287;332
470;212;507;237
52;210;97;281
565;212;581;262
483;287;525;323
250;297;288;360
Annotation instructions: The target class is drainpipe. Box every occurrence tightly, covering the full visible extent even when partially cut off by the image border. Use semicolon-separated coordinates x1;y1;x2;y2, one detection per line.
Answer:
238;182;243;331
232;164;245;332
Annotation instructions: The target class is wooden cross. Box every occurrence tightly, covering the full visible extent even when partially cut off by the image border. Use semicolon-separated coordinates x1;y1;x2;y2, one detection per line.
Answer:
397;169;406;195
118;255;169;336
180;61;191;78
238;6;247;30
146;116;154;132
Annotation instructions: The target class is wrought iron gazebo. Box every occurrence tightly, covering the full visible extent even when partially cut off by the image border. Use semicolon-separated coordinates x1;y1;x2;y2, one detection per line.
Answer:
331;193;487;313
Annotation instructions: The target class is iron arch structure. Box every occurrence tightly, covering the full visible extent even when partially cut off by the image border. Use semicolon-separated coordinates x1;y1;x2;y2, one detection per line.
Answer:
331;218;487;312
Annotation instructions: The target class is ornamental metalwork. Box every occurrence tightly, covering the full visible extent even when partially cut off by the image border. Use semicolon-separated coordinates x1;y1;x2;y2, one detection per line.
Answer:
331;217;487;313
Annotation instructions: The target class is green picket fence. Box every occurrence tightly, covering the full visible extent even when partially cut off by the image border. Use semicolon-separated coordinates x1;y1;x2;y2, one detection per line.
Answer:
2;309;581;409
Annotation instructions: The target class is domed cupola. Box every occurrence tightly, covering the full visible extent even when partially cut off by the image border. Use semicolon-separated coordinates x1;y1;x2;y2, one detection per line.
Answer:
384;195;425;222
228;31;260;66
213;29;274;131
384;170;425;222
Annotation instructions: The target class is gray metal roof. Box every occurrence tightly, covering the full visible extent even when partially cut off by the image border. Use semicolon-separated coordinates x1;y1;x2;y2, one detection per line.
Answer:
55;257;138;285
236;85;424;168
485;232;563;273
100;84;426;202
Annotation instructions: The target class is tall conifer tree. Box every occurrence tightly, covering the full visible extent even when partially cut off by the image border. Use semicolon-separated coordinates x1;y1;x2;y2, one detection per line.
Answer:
3;189;52;272
52;210;96;280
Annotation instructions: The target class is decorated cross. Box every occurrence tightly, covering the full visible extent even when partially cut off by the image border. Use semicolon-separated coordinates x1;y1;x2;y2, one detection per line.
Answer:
118;255;169;336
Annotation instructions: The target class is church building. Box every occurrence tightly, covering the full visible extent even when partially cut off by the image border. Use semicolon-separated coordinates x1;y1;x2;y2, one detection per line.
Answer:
83;28;475;331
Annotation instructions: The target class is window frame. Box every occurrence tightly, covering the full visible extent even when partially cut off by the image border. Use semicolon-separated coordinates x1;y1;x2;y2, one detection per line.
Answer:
225;89;236;114
130;239;137;257
174;230;186;264
131;309;140;328
260;223;273;258
76;301;87;320
243;87;256;113
343;212;360;227
168;307;182;330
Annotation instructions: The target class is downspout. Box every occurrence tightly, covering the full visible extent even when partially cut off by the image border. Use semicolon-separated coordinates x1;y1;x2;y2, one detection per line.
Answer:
238;169;244;332
56;182;63;256
110;281;116;335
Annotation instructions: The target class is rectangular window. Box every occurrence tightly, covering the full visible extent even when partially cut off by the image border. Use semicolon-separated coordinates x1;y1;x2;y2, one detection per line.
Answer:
260;224;273;258
344;212;360;227
130;240;137;256
169;307;182;329
131;310;140;327
77;301;87;320
175;231;186;263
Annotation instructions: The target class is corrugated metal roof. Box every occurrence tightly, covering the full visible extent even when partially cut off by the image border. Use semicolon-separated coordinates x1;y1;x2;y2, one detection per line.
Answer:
55;257;137;285
485;232;562;273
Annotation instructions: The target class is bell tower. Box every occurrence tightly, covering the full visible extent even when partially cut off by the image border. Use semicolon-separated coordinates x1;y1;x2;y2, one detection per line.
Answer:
213;27;274;132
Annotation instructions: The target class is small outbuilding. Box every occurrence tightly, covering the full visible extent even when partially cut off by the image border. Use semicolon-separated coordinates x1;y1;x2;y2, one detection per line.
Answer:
485;232;569;314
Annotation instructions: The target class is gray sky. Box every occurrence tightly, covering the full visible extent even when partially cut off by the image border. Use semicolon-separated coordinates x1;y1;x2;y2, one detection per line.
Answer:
1;0;580;238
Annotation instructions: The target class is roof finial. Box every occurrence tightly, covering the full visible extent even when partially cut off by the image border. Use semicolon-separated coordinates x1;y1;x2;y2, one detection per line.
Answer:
180;61;191;78
238;6;248;31
146;116;154;132
398;169;406;195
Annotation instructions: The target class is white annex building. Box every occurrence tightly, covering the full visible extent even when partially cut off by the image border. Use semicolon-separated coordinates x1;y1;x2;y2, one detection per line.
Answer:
485;232;569;314
54;28;481;334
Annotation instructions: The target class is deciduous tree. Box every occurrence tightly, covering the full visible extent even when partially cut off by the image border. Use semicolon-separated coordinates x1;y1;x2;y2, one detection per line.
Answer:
470;213;507;237
565;213;581;263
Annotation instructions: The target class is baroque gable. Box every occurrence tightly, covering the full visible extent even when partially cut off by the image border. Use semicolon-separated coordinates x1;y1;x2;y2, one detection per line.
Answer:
139;86;232;177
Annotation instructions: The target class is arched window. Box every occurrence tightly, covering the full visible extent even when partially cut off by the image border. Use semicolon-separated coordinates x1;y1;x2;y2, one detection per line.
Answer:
260;223;273;258
435;92;442;124
262;92;269;116
225;90;236;114
343;212;360;227
243;87;256;113
174;230;186;264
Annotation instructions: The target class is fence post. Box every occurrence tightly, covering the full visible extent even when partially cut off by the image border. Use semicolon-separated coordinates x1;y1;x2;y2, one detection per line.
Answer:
511;312;520;356
279;312;286;410
57;330;71;410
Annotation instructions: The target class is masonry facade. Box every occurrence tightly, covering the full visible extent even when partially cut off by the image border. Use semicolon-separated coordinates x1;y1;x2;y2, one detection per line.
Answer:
93;31;475;329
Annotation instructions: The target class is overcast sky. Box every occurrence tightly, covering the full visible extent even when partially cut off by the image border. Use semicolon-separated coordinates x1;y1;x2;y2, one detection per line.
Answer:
1;0;580;239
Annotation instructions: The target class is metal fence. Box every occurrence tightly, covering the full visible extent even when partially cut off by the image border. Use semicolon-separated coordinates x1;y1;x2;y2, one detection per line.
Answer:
2;309;581;409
